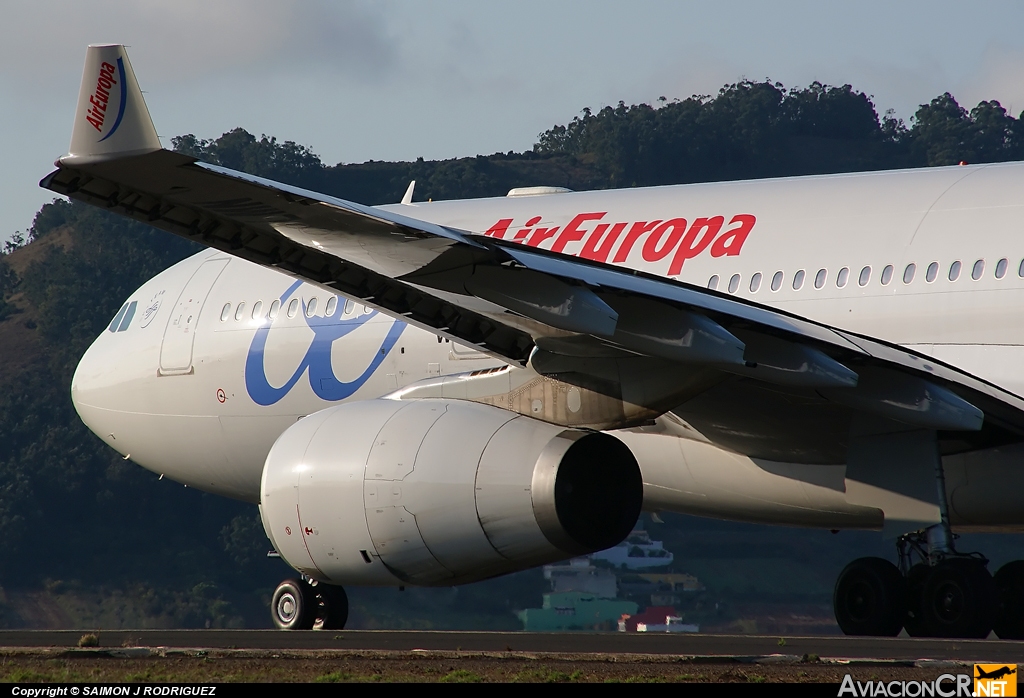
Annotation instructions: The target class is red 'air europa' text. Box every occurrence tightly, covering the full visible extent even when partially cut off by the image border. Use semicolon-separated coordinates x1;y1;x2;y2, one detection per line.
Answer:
484;212;756;275
85;61;118;132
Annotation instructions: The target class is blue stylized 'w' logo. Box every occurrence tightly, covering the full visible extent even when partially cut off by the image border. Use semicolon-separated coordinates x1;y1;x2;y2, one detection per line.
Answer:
244;281;405;406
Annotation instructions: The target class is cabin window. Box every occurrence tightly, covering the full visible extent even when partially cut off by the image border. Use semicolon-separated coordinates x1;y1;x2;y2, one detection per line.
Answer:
287;299;299;318
344;299;355;315
251;300;263;320
948;261;961;282
771;271;783;291
325;296;338;317
749;272;762;293
858;266;871;287
234;302;246;321
1018;259;1024;278
996;258;1008;279
881;265;894;285
269;300;280;320
306;297;318;317
728;274;740;294
836;267;850;288
903;263;916;284
925;262;938;282
792;269;805;290
972;259;985;280
707;275;720;291
814;269;827;289
219;303;231;322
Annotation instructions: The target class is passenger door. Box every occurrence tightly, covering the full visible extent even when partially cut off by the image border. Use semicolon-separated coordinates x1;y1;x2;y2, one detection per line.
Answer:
159;258;229;375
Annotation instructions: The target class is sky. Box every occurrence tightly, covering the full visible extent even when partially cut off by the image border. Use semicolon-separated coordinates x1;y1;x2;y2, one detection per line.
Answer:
4;0;1024;242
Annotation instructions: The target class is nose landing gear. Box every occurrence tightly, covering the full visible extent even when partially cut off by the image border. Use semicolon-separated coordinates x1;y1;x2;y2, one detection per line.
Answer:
271;577;349;630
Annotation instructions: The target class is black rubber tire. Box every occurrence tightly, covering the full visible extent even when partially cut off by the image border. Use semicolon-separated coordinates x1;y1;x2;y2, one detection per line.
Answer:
316;584;349;630
921;559;995;639
903;563;932;637
993;560;1024;640
834;557;907;636
271;579;316;630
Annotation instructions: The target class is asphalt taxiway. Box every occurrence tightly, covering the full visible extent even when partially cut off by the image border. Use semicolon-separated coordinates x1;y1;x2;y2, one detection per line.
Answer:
0;631;1020;663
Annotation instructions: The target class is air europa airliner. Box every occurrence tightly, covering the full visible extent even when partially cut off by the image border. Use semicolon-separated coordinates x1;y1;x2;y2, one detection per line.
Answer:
45;45;1024;639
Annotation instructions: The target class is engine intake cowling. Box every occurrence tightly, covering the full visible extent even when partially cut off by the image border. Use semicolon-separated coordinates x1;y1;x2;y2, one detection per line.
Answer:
260;399;642;586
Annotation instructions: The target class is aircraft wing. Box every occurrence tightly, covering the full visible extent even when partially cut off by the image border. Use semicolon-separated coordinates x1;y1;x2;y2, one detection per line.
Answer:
43;45;1024;464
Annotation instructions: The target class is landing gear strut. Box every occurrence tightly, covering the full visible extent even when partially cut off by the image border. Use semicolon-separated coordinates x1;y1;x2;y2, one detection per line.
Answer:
271;577;349;630
832;433;1024;639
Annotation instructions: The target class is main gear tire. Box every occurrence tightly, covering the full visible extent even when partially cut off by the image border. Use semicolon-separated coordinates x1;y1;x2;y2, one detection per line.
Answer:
920;559;995;639
903;563;932;637
834;557;907;637
993;560;1024;640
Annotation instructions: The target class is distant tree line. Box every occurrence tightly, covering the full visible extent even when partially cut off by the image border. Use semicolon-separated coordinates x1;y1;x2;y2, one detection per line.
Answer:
534;82;1024;187
159;83;1024;206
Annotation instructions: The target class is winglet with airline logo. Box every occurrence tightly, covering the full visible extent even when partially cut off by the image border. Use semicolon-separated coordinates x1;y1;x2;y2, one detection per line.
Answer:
64;44;160;166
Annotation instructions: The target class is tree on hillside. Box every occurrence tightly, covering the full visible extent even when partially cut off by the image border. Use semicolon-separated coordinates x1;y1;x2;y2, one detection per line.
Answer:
535;81;1024;185
172;129;325;189
911;94;1024;166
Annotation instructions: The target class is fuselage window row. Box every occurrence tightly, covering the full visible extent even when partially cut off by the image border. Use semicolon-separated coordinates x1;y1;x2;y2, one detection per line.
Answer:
711;257;1016;295
218;296;368;323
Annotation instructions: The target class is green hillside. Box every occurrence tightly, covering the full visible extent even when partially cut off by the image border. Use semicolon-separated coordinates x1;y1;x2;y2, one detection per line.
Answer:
0;80;1020;630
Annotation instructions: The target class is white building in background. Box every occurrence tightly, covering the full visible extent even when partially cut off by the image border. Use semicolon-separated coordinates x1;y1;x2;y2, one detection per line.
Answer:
591;529;674;570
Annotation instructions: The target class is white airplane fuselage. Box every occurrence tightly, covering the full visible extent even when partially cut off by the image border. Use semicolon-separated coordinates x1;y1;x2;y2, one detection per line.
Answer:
71;161;1024;532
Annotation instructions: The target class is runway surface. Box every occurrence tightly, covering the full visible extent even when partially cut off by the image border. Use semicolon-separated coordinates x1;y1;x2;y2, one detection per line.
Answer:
0;630;1021;663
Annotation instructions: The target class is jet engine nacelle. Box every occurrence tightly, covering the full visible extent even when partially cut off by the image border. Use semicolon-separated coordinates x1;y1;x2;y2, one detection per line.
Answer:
259;398;643;586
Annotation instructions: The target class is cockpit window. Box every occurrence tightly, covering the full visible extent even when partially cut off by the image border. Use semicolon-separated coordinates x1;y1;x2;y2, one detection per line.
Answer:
108;303;129;332
108;301;137;333
117;301;137;332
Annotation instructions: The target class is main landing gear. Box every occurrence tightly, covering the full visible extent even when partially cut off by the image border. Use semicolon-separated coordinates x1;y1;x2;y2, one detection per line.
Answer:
835;429;1024;639
271;577;349;630
834;522;1024;639
833;532;1024;639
